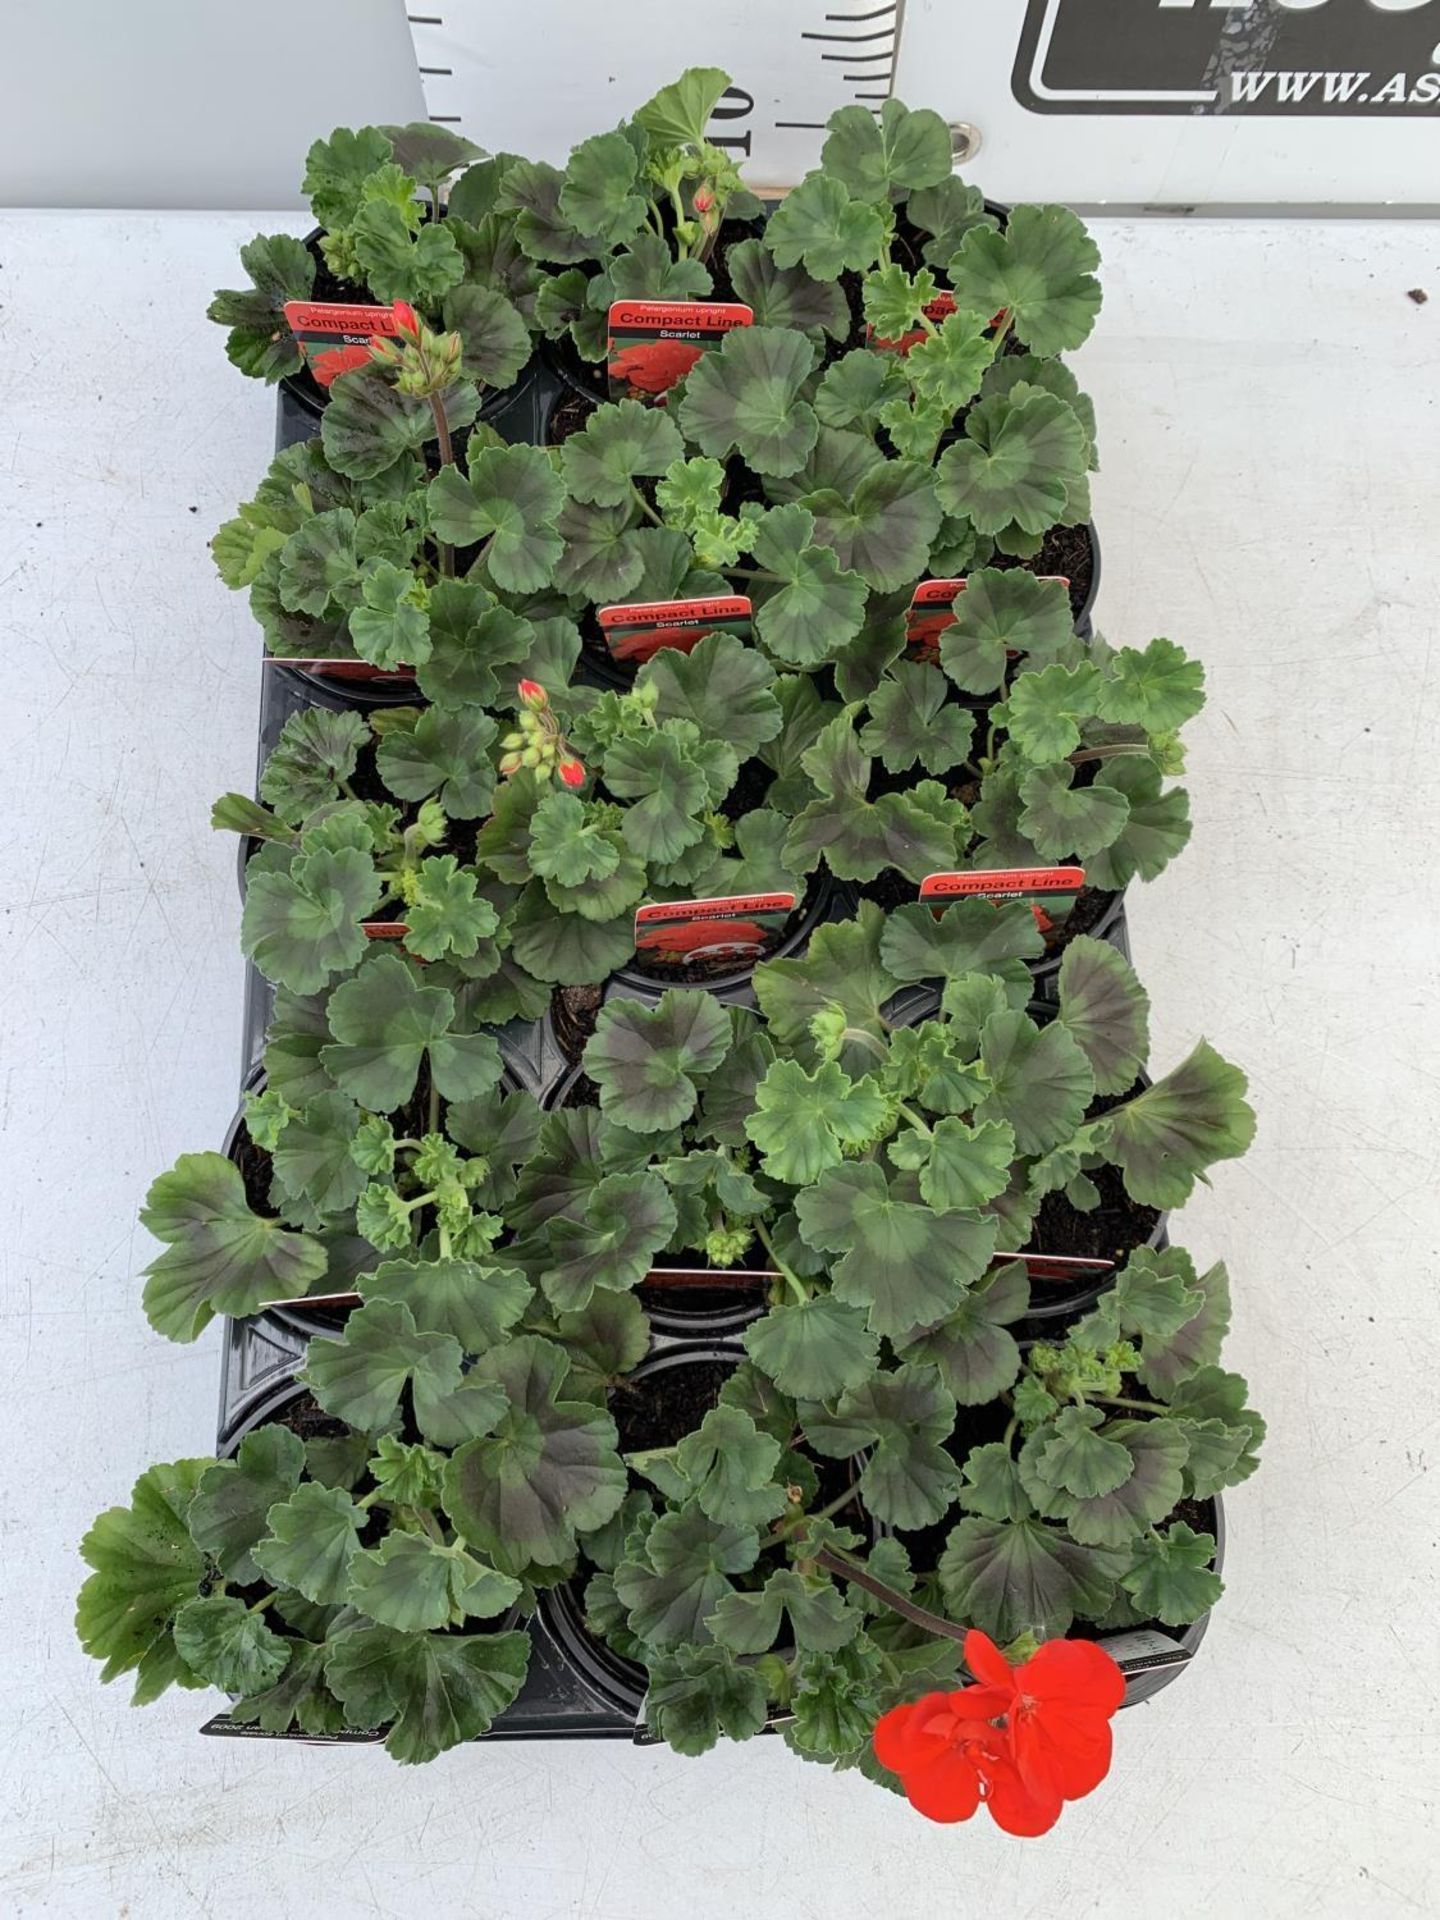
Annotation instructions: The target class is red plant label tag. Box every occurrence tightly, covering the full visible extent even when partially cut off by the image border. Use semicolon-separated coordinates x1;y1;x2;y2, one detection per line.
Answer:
634;891;796;965
919;867;1086;903
905;575;1070;663
995;1250;1115;1280
606;300;753;402
282;300;402;387
641;1267;780;1290
597;595;752;664
263;657;415;685
361;922;407;941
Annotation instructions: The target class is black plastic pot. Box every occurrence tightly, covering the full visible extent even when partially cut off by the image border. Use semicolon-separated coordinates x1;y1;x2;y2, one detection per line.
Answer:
1103;1496;1225;1709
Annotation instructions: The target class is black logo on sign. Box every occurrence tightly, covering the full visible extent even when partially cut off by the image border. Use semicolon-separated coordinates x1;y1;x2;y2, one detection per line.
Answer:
1014;0;1440;115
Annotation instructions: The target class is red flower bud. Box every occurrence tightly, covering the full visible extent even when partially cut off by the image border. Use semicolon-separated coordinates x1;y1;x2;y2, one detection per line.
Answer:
694;185;716;214
558;757;586;789
392;300;420;337
517;678;548;709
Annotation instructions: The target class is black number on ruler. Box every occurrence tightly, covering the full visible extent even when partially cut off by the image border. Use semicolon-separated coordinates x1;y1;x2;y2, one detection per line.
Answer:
709;85;755;157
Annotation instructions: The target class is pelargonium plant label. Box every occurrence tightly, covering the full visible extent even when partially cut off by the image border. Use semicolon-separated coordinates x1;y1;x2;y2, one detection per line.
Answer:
201;1713;384;1745
255;1289;363;1311
634;891;796;964
597;595;753;664
919;866;1086;902
262;657;416;685
905;576;1070;662
1091;1629;1194;1678
995;1250;1115;1279
640;1266;781;1290
606;300;753;402
360;922;408;942
281;300;404;387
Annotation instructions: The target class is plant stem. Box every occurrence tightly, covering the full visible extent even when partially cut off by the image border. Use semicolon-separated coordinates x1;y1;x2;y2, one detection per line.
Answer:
248;1591;279;1615
814;1546;971;1647
428;394;456;577
427;1076;441;1135
755;1220;809;1305
631;484;666;528
1090;1393;1171;1414
1066;746;1146;768
896;1100;933;1141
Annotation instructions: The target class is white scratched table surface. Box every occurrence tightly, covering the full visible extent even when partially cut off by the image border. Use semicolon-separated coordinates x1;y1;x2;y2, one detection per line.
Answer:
1;210;1437;1919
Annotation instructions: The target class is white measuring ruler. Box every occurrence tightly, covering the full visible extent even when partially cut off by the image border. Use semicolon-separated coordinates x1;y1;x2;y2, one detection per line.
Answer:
405;0;911;189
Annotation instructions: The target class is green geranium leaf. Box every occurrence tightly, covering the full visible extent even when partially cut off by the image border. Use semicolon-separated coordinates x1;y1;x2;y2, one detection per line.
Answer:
141;1153;327;1342
976;1009;1095;1157
1018;763;1130;862
742;1296;879;1402
1099;1041;1255;1209
955;1441;1032;1523
348;1532;521;1631
270;1090;366;1217
303;125;393;226
949;204;1102;357
614;1500;760;1648
728;238;849;338
376;707;497;821
251;1482;366;1605
938;1515;1123;1641
259;708;369;824
556;1290;651;1395
806;1367;959;1531
919;1117;1016;1212
601;724;717;865
910;177;999;264
1097;636;1205;731
765;174;887;280
242;842;382;994
324;1624;528;1764
940;568;1075;695
441;281;531;388
527;792;620;888
304;1298;463;1429
321;950;503;1111
443;1336;627;1573
229;1641;346;1738
427;444;564;593
1083;758;1192;889
1056;937;1150;1096
415;583;534;713
323;362;478;482
815;349;910;432
530;1169;677;1313
710;1569;860;1656
643;1643;769;1756
635;65;732;147
208;231;314;381
633;1403;786;1530
275;506;359;617
583;991;732;1134
796;1162;998;1340
562;399;684;508
897;1260;1030;1406
1022;1417;1189;1548
750;504;867;665
172;1594;288;1695
353;202;464;306
506;882;636;986
362;1254;531;1349
804;462;942;593
744;1058;888;1186
349;559;429;671
936;388;1088;538
76;1460;209;1696
880;897;1044;986
782;713;961;883
1121;1521;1223;1627
907;310;997;414
1135;1254;1232;1399
753;901;896;1057
559;128;646;247
187;1427;305;1584
1029;1405;1134;1499
823;97;952;200
677;327;820;479
859;662;974;775
404;856;501;964
640;631;782;760
1006;661;1103;762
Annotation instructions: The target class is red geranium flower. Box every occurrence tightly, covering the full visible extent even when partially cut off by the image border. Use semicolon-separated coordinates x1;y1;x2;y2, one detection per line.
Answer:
557;756;586;789
391;299;420;338
964;1629;1125;1804
872;1632;1124;1838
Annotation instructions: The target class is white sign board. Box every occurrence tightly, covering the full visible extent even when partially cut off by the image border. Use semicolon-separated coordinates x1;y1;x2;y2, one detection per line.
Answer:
408;0;1440;207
